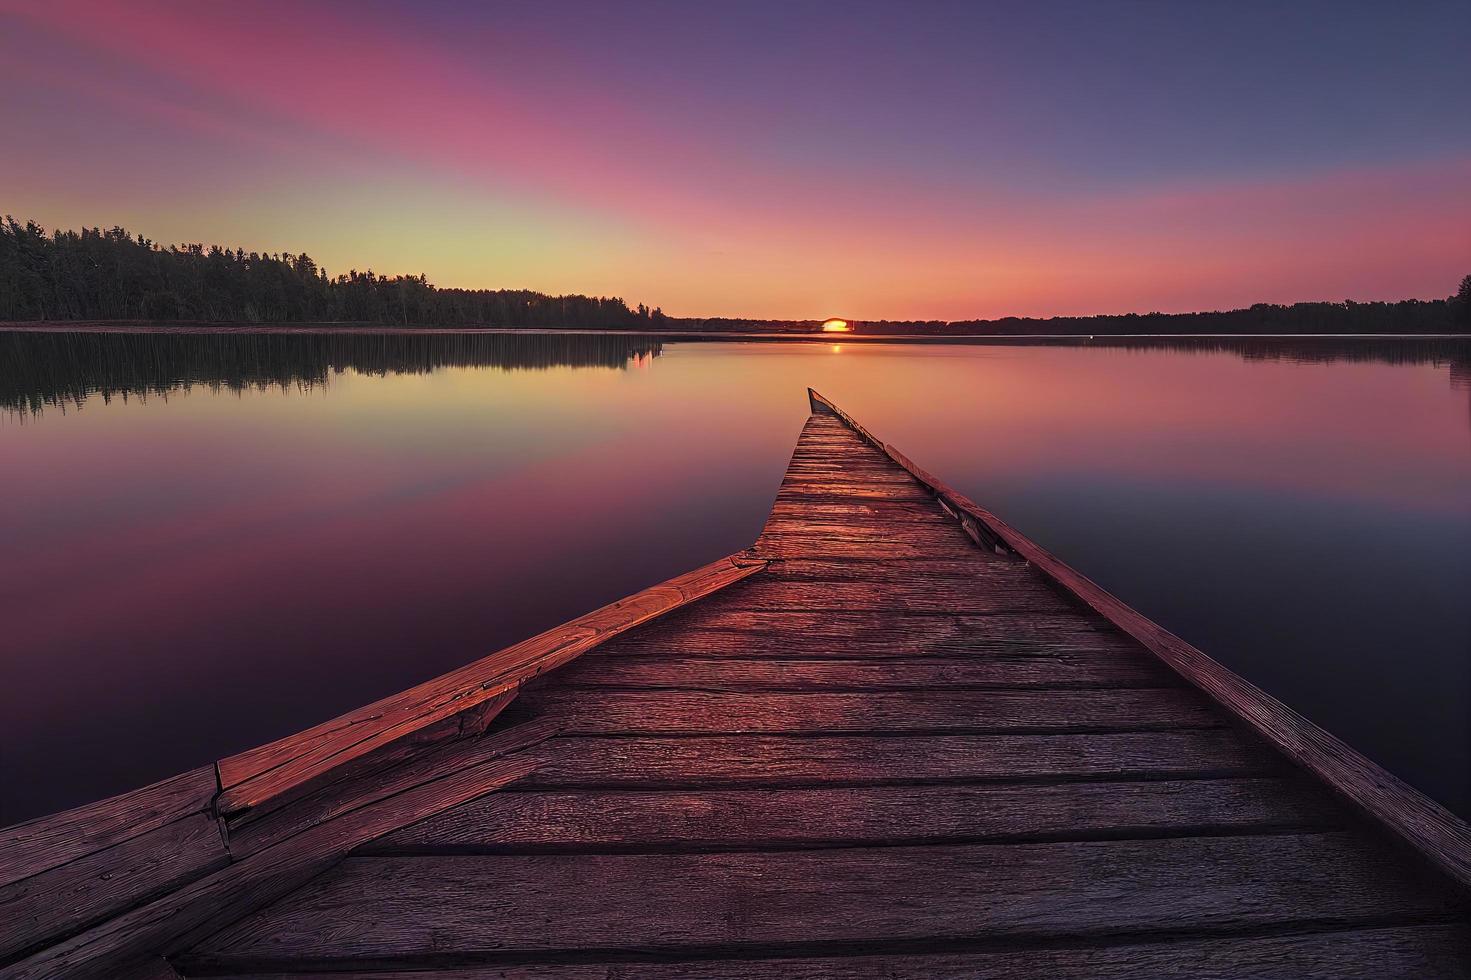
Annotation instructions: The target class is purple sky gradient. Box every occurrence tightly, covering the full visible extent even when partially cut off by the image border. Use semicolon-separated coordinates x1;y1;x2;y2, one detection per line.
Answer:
2;0;1467;318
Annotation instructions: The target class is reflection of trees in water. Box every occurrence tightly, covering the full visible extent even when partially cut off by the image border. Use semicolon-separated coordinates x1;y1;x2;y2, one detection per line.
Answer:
1090;336;1471;434
1108;335;1471;405
1111;335;1471;370
4;330;1468;421
968;334;1471;370
0;331;663;416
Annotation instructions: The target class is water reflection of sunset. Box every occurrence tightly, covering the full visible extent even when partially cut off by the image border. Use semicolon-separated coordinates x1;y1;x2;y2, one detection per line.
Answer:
3;336;1469;821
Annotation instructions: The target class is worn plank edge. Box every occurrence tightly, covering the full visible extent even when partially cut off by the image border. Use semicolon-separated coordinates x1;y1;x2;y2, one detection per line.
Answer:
2;553;764;976
807;386;1471;893
216;553;768;818
0;730;551;980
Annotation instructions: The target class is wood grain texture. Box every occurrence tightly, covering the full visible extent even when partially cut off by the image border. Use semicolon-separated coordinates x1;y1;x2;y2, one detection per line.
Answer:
609;610;1142;660
765;480;933;501
713;578;1073;614
0;767;216;888
176;924;1471;978
0;741;541;980
215;554;766;820
364;778;1337;854
753;533;979;559
807;387;1471;893
227;718;560;859
520;731;1277;788
549;654;1181;691
514;687;1222;735
192;835;1465;961
0;811;227;962
759;556;1033;582
764;500;957;523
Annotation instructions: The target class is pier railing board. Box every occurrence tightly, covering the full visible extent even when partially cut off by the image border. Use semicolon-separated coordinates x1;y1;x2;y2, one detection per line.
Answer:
216;553;767;822
807;386;1471;892
0;807;227;964
1;552;766;978
0;767;217;888
1;733;545;980
0;767;224;966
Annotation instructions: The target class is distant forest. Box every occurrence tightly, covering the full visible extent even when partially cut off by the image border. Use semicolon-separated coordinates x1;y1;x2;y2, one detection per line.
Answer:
2;215;1467;335
691;274;1471;337
0;217;665;328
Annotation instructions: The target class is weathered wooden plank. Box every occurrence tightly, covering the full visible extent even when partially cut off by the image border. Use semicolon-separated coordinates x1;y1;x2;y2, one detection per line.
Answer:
521;731;1277;788
227;717;560;859
779;463;923;482
752;533;986;559
755;518;967;542
215;555;766;821
364;778;1337;854
174;924;1471;979
760;555;1027;579
763;491;947;509
764;501;950;524
0;812;227;963
190;835;1464;960
776;477;926;495
615;611;1142;660
769;481;934;501
0;744;541;980
0;767;216;888
221;689;521;839
720;578;1074;614
783;450;908;461
549;654;1181;690
780;453;913;466
515;687;1222;735
807;387;1471;893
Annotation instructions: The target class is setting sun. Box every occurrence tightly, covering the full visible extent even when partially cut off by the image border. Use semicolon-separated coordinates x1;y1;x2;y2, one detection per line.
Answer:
821;318;850;333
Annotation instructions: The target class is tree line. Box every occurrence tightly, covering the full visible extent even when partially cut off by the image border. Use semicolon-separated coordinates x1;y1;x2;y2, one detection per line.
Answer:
688;287;1470;336
5;214;1467;335
684;277;1471;336
0;216;666;328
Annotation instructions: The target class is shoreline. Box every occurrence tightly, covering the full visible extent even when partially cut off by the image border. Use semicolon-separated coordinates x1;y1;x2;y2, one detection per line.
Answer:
1;322;1467;343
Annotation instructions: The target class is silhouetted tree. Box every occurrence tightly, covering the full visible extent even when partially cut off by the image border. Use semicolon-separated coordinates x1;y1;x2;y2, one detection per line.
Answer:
684;279;1468;337
2;215;1461;336
0;216;663;329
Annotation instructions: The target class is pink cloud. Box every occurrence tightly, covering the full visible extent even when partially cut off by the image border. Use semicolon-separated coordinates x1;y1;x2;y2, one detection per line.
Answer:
5;0;1468;318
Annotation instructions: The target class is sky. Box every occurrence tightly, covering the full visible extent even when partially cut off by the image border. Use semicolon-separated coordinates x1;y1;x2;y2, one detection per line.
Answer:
2;0;1468;320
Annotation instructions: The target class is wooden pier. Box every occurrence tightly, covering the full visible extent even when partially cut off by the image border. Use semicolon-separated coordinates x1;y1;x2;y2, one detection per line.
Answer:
4;389;1470;978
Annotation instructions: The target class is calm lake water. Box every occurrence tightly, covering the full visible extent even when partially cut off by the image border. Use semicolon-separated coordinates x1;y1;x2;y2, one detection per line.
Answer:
2;330;1469;825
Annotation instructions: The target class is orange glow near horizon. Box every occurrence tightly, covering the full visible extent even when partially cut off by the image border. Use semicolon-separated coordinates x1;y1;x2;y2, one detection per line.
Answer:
822;319;851;333
2;4;1468;319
